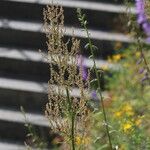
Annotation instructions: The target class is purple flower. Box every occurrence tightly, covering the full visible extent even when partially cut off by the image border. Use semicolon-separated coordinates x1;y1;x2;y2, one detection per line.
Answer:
91;90;98;100
77;55;88;80
142;22;150;35
135;0;150;42
139;68;145;74
135;0;146;23
145;36;150;43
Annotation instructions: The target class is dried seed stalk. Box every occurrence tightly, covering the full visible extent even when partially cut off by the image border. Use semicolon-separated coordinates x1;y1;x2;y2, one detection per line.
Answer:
44;4;91;149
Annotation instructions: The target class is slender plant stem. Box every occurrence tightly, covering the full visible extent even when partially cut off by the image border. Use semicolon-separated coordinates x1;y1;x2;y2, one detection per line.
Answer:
66;88;75;150
71;113;75;150
83;24;113;150
137;39;150;87
137;40;150;74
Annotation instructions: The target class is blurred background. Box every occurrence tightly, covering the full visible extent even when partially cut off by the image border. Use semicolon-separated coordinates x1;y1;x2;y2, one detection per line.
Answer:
0;0;134;149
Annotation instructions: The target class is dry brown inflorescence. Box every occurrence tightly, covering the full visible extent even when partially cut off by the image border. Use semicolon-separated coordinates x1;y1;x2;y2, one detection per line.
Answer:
43;4;91;149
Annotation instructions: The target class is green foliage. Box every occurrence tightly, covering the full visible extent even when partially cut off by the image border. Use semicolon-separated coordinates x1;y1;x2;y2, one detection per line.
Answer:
104;44;150;149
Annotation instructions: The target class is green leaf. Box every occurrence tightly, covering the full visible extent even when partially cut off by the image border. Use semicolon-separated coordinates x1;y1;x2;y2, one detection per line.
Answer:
84;43;90;50
90;65;95;72
97;69;104;74
89;55;93;59
27;133;33;137
94;136;101;143
84;20;87;25
90;79;98;89
92;45;98;51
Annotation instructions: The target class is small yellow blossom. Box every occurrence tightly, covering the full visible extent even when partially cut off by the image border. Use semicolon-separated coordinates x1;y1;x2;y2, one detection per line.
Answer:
123;104;134;116
135;116;144;126
107;56;112;63
123;63;130;68
75;136;90;145
112;54;122;62
114;111;122;118
114;104;134;120
101;64;109;71
135;118;142;126
75;136;82;145
126;111;134;116
135;52;141;58
123;104;132;112
122;121;132;133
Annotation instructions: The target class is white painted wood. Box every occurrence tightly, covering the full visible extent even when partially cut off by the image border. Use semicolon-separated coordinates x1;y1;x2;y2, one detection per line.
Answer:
0;19;133;42
0;47;116;69
0;142;25;150
0;77;48;93
0;109;48;127
3;0;136;13
0;77;86;97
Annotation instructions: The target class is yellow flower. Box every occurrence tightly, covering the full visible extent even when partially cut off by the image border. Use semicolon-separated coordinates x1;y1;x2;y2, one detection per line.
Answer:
101;64;109;71
123;104;134;116
122;121;132;133
112;54;122;62
75;136;90;145
123;104;132;111
114;111;122;118
123;63;130;68
126;111;134;116
135;116;144;126
75;136;82;145
135;118;142;126
107;56;112;63
84;137;90;144
135;52;141;57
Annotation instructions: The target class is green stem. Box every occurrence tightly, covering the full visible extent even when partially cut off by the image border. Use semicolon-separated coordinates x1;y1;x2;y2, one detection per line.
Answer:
66;88;75;150
84;25;113;150
71;113;75;150
138;40;150;74
137;40;150;86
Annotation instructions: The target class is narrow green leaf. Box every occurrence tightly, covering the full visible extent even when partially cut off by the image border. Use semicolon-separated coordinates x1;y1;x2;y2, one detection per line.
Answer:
84;43;90;50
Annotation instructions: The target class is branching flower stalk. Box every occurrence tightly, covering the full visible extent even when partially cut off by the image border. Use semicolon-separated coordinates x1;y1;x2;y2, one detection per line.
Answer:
125;1;150;91
126;0;150;84
137;39;150;77
77;8;113;150
44;4;91;150
137;42;150;90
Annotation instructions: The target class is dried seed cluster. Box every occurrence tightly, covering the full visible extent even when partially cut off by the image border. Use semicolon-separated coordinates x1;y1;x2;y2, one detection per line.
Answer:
43;4;91;148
